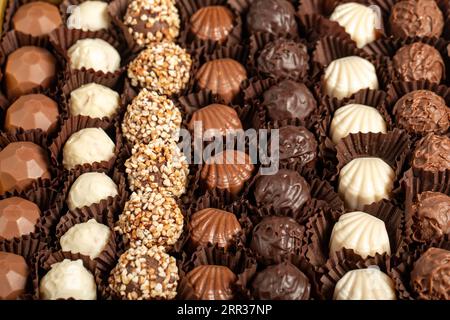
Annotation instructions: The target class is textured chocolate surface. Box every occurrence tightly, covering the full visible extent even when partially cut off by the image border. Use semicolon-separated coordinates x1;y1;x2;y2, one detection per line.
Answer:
393;90;449;135
12;1;62;37
4;94;59;134
393;43;445;83
257;39;309;81
190;6;234;42
0;197;41;240
390;0;444;38
272;125;317;165
0;252;29;300
252;261;311;300
411;247;450;300
254;169;311;214
247;0;297;36
0;142;51;194
262;80;316;121
412;134;450;171
412;192;450;242
251;216;304;265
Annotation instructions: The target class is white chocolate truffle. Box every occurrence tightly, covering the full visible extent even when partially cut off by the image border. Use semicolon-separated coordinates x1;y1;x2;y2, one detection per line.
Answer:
330;3;380;48
60;219;111;259
68;38;121;73
67;172;119;211
333;267;396;300
69;83;120;119
67;1;111;32
324;56;379;99
63;128;115;169
330;104;387;143
338;157;394;210
330;211;391;258
39;259;97;300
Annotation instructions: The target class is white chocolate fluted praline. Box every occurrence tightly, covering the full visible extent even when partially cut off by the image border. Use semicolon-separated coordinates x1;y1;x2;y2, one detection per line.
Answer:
330;104;387;143
329;211;391;258
333;267;396;300
323;56;379;99
338;157;394;210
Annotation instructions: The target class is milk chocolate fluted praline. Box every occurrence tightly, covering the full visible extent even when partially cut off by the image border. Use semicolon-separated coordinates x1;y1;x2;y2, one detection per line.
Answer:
188;104;242;138
190;6;234;42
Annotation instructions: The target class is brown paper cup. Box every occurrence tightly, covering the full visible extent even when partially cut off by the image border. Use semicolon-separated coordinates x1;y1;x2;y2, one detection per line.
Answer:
297;13;351;44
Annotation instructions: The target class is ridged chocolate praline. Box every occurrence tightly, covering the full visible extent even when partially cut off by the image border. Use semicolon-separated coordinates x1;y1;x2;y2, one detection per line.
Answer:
190;6;234;42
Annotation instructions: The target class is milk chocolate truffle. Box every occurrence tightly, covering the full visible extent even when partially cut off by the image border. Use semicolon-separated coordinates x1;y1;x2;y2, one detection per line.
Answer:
338;157;395;210
128;42;191;96
196;58;247;104
200;150;254;196
393;43;444;83
39;259;97;300
68;38;121;73
60;219;111;259
390;0;444;39
393;90;449;136
179;265;237;300
411;247;450;300
411;192;450;242
252;261;311;300
254;169;311;214
412;134;450;172
4;94;59;134
0;252;29;300
190;6;234;42
12;1;62;37
324;56;379;99
0;197;40;240
124;0;180;45
257;39;309;81
251;216;304;265
330;211;391;258
109;246;179;300
271;126;317;165
67;1;110;32
247;0;297;36
188;208;242;249
262;80;316;122
62;128;115;170
5;46;56;100
330;104;387;144
70;83;120;119
333;268;396;300
0;142;51;194
330;2;380;48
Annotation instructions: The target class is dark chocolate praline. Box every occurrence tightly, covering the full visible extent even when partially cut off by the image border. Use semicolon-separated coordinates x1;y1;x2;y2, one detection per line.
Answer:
247;0;297;36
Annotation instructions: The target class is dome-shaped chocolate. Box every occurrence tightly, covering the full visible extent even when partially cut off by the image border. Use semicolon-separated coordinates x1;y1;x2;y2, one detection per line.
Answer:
190;6;234;42
247;0;297;36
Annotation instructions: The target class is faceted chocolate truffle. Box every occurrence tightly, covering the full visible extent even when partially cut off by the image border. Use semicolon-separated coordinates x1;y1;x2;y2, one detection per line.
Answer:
390;0;444;39
0;252;29;300
39;259;97;300
257;39;309;81
68;38;121;73
411;247;450;300
393;43;444;83
188;208;242;249
67;1;110;32
251;216;304;265
196;58;247;104
262;80;316;122
0;142;51;194
330;104;387;144
190;6;234;42
109;246;179;300
412;134;450;172
124;0;180;45
411;192;450;242
5;46;56;100
0;197;41;240
4;94;59;134
179;265;236;300
254;169;311;214
200;150;254;196
12;1;62;37
70;83;120;119
247;0;297;36
252;261;311;300
393;90;449;135
333;268;396;300
271;126;317;165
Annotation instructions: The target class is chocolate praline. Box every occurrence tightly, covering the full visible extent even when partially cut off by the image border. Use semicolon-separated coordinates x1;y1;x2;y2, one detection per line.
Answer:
190;6;234;42
262;80;316;122
0;197;41;240
12;1;62;37
257;39;309;81
247;0;297;36
412;134;450;172
0;252;29;300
